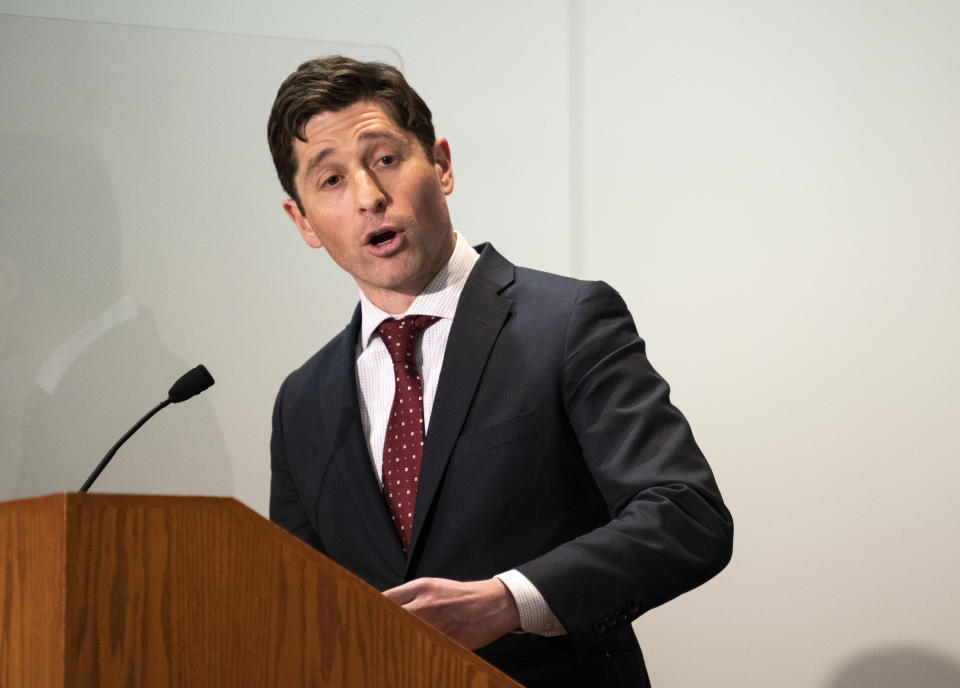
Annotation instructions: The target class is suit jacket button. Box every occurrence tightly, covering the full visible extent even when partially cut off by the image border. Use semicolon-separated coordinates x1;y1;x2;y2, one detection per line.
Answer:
593;621;607;635
604;615;617;629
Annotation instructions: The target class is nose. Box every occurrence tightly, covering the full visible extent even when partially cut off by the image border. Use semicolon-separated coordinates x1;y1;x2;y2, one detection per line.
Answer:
354;169;387;213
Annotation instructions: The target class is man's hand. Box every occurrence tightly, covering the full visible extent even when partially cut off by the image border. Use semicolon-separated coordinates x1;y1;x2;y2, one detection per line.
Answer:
383;577;521;650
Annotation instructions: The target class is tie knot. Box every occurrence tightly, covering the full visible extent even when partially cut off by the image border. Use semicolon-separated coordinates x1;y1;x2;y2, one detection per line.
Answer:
376;315;439;364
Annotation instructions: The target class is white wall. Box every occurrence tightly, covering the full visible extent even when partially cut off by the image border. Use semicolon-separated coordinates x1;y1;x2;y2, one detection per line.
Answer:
584;2;960;687
2;2;958;686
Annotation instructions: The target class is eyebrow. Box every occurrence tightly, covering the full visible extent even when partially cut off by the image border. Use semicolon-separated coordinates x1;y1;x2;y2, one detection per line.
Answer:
301;147;335;181
300;130;409;180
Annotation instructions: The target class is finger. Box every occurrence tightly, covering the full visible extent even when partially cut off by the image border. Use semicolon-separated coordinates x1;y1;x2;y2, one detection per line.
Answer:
382;579;422;605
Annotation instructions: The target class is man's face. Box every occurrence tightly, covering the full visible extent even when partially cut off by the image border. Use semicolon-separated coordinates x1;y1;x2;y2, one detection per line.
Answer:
282;101;455;312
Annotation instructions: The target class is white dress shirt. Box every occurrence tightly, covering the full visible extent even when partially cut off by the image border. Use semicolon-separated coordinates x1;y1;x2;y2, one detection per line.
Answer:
355;232;565;637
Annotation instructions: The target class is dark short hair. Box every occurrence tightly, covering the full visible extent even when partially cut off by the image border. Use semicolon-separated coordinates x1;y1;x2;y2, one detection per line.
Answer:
267;55;436;213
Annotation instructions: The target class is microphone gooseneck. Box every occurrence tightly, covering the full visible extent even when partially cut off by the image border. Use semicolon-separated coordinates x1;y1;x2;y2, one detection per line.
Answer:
78;364;215;493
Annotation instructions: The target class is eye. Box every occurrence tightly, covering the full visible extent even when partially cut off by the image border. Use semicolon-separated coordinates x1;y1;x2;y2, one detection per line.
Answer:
379;155;397;166
322;174;342;188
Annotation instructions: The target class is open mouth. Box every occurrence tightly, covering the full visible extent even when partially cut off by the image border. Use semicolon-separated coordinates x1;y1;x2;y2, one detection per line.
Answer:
369;230;397;246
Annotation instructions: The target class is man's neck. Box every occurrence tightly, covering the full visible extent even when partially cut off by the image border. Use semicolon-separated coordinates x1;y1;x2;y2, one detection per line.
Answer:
360;285;421;316
357;233;479;351
357;234;457;315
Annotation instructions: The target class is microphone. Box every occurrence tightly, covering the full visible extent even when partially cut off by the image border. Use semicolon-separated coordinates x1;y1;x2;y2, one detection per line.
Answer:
167;364;215;403
78;365;215;493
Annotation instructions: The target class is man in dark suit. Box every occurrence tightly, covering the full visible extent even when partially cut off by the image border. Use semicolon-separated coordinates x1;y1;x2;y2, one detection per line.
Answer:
267;56;732;687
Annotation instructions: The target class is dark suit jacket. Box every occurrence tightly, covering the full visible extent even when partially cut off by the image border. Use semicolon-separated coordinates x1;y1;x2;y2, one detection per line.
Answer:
270;244;733;687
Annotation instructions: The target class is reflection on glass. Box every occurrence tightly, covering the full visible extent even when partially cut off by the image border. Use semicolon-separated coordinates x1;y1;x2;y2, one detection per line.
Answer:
1;14;394;502
1;134;232;498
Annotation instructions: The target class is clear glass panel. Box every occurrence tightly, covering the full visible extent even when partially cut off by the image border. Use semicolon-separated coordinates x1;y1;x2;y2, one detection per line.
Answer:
0;14;396;502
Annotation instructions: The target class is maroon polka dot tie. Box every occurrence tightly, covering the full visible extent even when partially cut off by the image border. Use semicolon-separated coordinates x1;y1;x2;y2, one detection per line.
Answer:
377;315;439;551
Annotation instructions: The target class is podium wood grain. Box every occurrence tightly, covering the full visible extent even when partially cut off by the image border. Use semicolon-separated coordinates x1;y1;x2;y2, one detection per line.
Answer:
0;494;520;687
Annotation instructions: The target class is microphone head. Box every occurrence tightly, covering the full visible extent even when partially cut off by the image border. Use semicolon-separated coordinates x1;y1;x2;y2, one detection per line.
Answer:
167;364;215;403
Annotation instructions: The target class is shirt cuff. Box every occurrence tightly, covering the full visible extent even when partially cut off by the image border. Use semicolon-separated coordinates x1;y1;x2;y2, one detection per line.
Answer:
495;569;566;637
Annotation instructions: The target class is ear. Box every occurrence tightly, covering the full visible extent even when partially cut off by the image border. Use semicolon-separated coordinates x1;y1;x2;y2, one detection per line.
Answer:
432;138;454;195
282;198;323;249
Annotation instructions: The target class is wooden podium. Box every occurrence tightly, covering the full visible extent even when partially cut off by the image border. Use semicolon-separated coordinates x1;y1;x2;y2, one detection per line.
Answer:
0;494;520;687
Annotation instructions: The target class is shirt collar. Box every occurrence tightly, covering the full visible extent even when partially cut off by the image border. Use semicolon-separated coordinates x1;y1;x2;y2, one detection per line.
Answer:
358;232;479;350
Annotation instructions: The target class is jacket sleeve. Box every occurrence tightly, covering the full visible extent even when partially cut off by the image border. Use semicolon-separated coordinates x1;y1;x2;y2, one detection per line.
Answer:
270;378;325;553
516;280;733;650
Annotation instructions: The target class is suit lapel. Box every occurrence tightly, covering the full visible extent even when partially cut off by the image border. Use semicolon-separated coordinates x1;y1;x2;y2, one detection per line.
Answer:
327;306;407;576
406;245;515;565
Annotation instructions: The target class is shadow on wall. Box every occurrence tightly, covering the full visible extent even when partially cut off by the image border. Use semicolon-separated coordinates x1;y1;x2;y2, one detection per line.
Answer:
826;646;960;688
1;133;233;499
